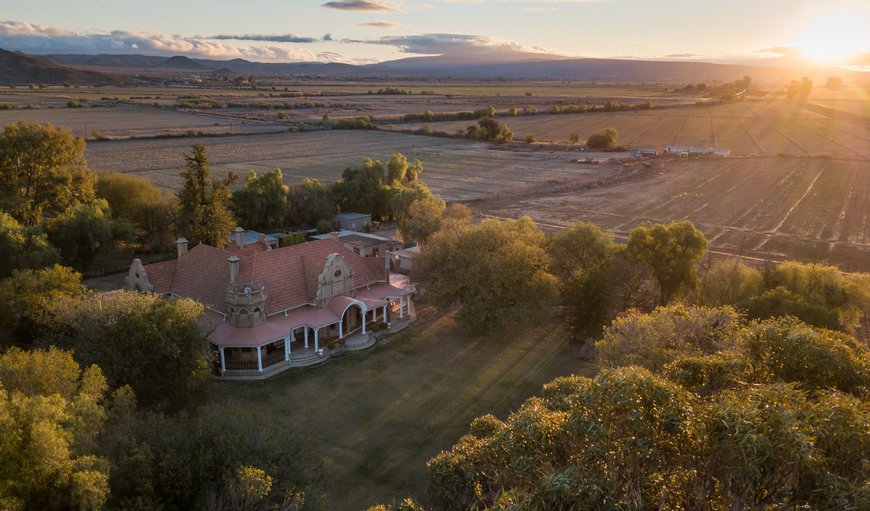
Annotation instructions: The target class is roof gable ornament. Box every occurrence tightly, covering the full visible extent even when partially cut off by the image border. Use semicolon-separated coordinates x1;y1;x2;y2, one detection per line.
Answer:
315;252;355;306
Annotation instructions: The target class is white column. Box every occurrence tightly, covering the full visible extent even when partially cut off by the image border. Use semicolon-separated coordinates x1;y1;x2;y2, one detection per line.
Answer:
304;327;309;348
339;317;343;339
256;346;263;372
399;297;405;319
362;308;367;334
406;296;413;317
383;304;388;324
284;335;290;362
219;346;226;374
314;328;319;351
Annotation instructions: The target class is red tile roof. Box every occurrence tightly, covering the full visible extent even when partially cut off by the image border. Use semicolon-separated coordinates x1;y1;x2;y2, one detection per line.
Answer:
144;238;386;314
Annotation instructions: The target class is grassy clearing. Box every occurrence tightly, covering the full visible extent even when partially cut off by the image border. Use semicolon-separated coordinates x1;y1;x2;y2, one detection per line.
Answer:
213;305;596;511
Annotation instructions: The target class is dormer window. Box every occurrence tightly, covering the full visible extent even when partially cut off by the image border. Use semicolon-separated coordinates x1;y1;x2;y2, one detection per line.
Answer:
334;269;342;278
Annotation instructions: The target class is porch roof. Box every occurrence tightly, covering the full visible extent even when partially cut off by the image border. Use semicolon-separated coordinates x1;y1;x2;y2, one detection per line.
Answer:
209;305;341;347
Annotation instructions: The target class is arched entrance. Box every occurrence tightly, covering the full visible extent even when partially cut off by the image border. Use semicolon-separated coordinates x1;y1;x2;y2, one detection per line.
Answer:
341;303;365;337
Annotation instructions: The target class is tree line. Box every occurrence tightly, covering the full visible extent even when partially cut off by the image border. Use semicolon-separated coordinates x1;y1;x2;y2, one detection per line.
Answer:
0;120;447;278
371;214;869;511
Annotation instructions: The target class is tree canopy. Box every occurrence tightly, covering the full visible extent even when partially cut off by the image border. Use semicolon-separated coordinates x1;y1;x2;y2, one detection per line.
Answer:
176;144;237;248
332;153;433;222
466;117;513;142
585;127;618;149
231;168;289;231
415;216;557;332
96;172;176;253
0;211;59;279
0;264;86;338
549;221;620;338
0;347;118;511
36;291;210;410
0;121;96;226
46;200;133;271
626;220;708;304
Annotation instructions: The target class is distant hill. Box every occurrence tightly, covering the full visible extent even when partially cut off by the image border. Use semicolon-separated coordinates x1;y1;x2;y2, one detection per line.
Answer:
156;55;210;70
366;55;806;83
37;50;849;84
0;48;126;85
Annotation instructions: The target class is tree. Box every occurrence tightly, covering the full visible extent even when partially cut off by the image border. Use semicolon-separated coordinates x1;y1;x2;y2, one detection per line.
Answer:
109;402;312;510
415;216;557;332
397;194;446;245
0;121;96;226
177;144;238;248
0;264;85;338
738;316;869;395
549;222;619;338
286;178;336;228
0;347;117;511
96;172;176;253
698;258;762;307
332;153;432;223
46;200;134;271
569;132;581;144
427;367;700;510
597;304;743;372
466;118;513;142
626;221;708;304
231;169;289;230
37;291;210;410
585;127;618;149
0;211;59;278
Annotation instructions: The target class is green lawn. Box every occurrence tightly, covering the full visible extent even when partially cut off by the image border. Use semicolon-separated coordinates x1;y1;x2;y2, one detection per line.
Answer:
213;305;597;510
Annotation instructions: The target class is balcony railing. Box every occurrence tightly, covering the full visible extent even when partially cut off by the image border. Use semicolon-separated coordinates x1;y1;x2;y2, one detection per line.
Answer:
226;282;266;305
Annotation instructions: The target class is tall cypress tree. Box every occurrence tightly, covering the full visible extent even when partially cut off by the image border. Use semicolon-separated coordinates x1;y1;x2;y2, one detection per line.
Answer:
176;144;237;248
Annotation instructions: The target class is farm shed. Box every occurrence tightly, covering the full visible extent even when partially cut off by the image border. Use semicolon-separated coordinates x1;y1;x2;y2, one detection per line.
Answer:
334;212;372;232
311;230;403;258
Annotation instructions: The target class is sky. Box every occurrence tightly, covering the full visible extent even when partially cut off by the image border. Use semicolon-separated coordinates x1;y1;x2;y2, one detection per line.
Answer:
1;0;868;67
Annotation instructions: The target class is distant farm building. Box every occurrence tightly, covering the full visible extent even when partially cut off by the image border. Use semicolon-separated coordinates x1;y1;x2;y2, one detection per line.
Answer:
666;146;731;157
333;213;371;232
630;148;661;157
311;230;403;258
229;227;280;250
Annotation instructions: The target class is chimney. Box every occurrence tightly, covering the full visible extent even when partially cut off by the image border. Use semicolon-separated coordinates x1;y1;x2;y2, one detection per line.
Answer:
329;231;339;241
234;227;246;249
228;256;240;282
176;238;188;258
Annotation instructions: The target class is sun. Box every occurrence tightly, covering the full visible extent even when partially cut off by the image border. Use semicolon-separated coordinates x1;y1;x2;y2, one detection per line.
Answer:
795;11;868;63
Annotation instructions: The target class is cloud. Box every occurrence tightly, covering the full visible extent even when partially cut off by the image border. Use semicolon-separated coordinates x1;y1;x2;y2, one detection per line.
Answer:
321;0;401;11
359;21;401;28
210;33;320;43
663;53;703;59
754;46;802;58
369;33;529;55
0;21;355;63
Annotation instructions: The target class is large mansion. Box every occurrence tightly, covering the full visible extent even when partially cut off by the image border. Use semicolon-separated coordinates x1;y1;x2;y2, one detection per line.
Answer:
126;229;415;379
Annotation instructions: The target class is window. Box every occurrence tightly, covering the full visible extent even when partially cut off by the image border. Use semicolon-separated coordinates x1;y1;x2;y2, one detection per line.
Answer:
372;248;379;257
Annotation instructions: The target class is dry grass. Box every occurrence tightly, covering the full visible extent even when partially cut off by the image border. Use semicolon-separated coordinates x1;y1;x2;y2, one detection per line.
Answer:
213;306;595;510
479;156;870;272
400;100;870;159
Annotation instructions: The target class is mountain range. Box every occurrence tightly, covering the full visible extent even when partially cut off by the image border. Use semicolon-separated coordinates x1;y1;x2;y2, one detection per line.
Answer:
0;47;855;85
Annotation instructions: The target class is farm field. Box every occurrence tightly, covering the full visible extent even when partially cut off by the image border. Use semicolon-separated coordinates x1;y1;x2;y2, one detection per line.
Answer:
0;83;698;126
400;100;870;159
0;103;276;138
85;130;626;201
217;306;595;511
478;156;870;272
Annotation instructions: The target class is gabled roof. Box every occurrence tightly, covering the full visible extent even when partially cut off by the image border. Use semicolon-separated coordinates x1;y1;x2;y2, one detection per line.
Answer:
144;238;386;314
